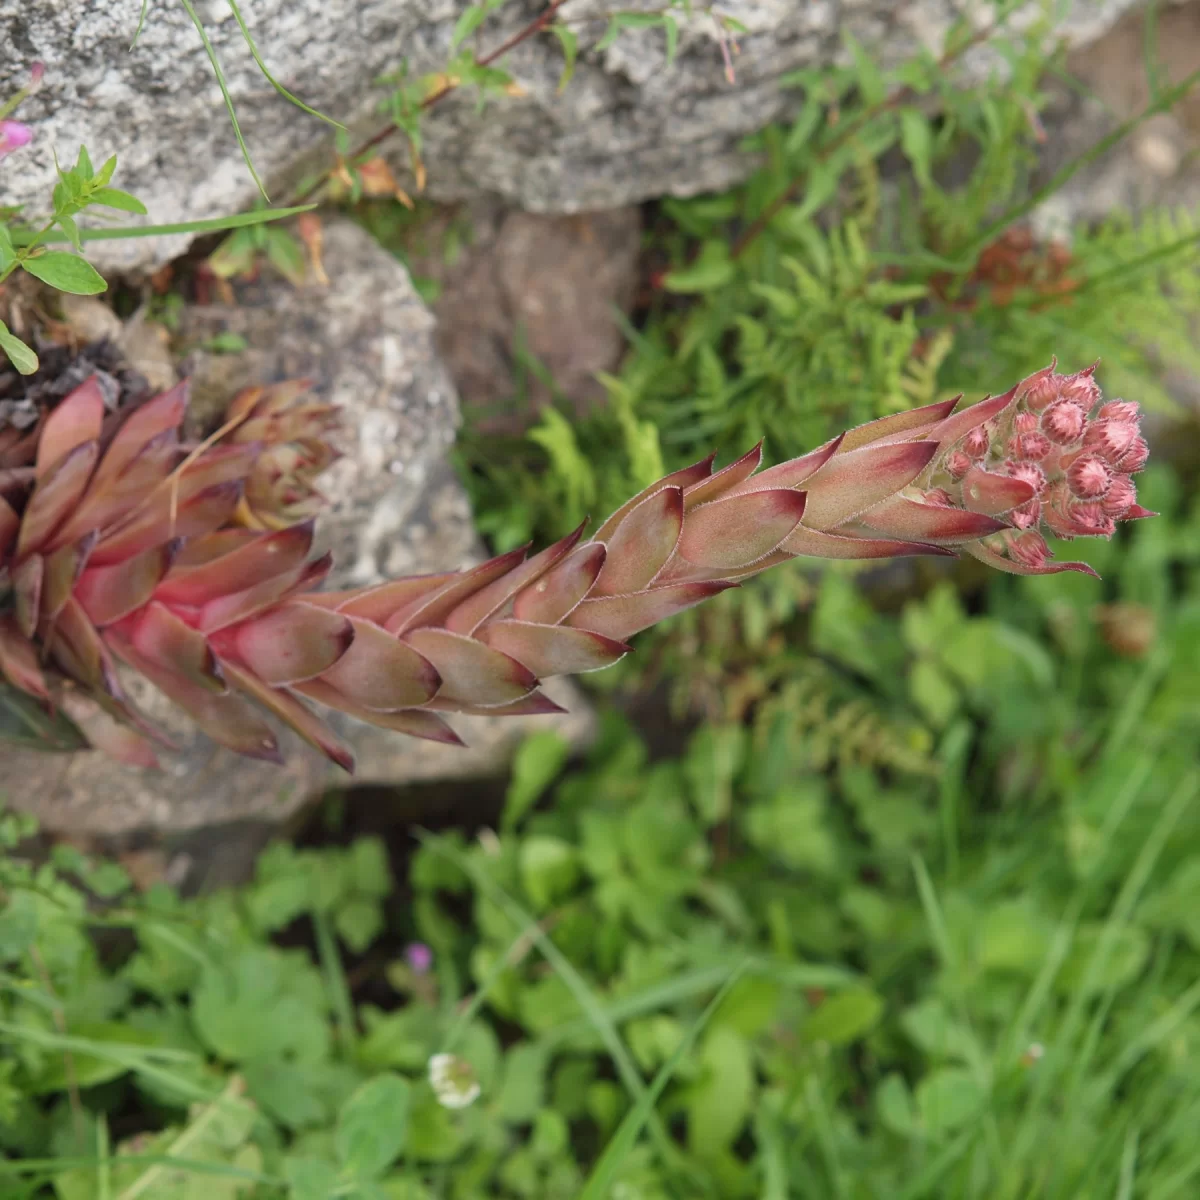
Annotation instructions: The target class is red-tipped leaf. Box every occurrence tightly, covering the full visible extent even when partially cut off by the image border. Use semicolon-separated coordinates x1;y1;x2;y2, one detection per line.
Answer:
479;620;631;676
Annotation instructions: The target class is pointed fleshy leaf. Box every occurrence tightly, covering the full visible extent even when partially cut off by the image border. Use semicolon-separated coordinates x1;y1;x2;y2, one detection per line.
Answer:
91;481;242;567
295;676;465;745
401;628;538;707
566;581;738;640
837;397;961;452
928;388;1018;452
1126;505;1157;520
316;615;440;710
107;631;282;762
49;596;123;696
780;525;955;560
660;547;797;584
960;467;1036;515
57;690;160;769
197;552;332;633
593;454;716;542
55;431;179;547
0;615;49;700
36;377;106;478
479;620;631;676
593;487;683;597
0;495;18;560
76;543;177;627
422;690;568;717
444;522;587;634
681;444;763;510
858;496;1009;543
40;532;97;622
676;489;807;570
154;521;316;605
171;528;259;569
219;660;355;772
725;435;844;497
17;441;99;557
802;441;938;530
219;602;353;686
513;542;607;625
13;554;44;638
304;573;457;621
963;540;1099;578
131;602;226;693
89;381;188;494
386;548;529;635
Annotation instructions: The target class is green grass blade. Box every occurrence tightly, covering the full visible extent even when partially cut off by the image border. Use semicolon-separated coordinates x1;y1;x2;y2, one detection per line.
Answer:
130;0;151;48
225;0;345;128
19;205;316;246
578;961;747;1200
178;0;269;198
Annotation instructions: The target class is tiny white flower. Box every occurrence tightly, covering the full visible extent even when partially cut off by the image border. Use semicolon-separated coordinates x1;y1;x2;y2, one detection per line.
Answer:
428;1052;481;1109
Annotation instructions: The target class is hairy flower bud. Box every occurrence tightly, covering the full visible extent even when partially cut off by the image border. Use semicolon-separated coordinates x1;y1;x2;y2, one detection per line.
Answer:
1020;374;1060;412
1008;431;1051;461
945;450;972;480
1007;530;1052;569
1084;418;1140;465
1013;411;1039;434
1070;501;1116;537
1066;454;1113;500
962;425;990;459
1042;399;1087;445
1101;474;1137;519
923;487;954;507
1058;368;1101;410
1115;436;1149;474
1098;400;1141;423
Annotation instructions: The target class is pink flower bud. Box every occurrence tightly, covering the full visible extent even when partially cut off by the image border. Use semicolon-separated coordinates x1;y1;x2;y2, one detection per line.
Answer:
30;63;46;91
945;450;972;480
1115;436;1149;474
1058;367;1101;412
1083;418;1139;465
1007;460;1047;495
1097;400;1140;423
1007;530;1052;569
1020;374;1060;412
1101;474;1136;519
0;120;33;159
923;487;954;507
1013;411;1039;434
1042;399;1087;445
1008;431;1051;461
962;425;990;459
1070;502;1115;538
1066;454;1113;500
405;942;433;974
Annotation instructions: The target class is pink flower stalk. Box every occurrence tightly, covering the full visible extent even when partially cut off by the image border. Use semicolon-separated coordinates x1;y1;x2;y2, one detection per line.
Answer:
0;120;33;159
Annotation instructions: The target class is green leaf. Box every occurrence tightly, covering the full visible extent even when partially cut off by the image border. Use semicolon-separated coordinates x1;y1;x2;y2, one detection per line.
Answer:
75;145;95;180
265;227;308;286
550;25;579;92
334;897;383;955
0;319;38;375
686;1024;754;1152
334;1073;412;1179
504;731;570;831
20;250;107;295
663;14;679;65
519;836;580;912
15;204;318;247
900;107;935;189
450;4;487;50
915;1067;987;1136
877;1072;919;1137
90;187;149;215
497;1043;548;1124
284;1156;341;1200
0;223;15;271
803;988;884;1046
663;241;735;293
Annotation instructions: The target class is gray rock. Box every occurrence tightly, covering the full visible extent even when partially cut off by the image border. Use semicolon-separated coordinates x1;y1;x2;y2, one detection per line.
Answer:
0;218;593;885
1;0;1143;271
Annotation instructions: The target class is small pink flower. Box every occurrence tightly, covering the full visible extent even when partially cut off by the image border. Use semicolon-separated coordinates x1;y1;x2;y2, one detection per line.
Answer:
1097;400;1140;423
1066;454;1113;500
1020;374;1061;412
1058;367;1101;410
0;120;33;159
1008;431;1051;462
404;942;433;974
1083;418;1140;466
1013;412;1039;434
1007;530;1052;569
1115;436;1149;474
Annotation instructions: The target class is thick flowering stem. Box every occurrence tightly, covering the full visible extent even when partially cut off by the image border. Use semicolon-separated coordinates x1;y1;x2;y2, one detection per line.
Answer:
0;363;1151;771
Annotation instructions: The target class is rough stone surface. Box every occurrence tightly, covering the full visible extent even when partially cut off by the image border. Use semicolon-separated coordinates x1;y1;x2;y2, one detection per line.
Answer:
0;219;593;884
406;199;641;429
1;0;1143;270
